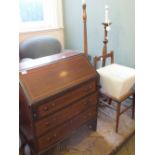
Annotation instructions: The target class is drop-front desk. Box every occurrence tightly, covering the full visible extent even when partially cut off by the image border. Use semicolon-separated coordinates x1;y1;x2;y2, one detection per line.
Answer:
19;51;99;155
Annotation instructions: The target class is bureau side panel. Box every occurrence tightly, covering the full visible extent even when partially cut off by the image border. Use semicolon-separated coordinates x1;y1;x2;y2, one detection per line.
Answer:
19;85;37;152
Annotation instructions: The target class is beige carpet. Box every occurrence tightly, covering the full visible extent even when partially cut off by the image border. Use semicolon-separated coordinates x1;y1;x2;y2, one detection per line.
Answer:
24;98;135;155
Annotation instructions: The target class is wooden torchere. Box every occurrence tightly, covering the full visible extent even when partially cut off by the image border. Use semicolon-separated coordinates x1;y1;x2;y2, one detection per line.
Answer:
102;22;112;66
82;4;88;57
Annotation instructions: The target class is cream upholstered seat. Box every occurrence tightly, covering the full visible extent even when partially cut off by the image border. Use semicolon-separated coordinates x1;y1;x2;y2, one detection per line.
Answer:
97;63;135;100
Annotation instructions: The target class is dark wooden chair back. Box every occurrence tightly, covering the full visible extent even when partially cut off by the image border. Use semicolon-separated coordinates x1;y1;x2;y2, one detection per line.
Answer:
93;51;114;69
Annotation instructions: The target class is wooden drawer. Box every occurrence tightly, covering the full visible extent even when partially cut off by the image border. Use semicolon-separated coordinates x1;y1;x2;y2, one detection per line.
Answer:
35;93;97;136
37;107;97;151
36;80;96;119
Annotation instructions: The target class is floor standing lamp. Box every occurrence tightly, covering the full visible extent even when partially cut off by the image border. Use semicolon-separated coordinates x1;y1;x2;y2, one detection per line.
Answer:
102;22;111;66
82;0;88;57
102;5;111;66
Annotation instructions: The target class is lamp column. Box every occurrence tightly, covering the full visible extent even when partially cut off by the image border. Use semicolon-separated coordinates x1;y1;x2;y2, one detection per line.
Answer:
82;3;88;57
102;22;111;66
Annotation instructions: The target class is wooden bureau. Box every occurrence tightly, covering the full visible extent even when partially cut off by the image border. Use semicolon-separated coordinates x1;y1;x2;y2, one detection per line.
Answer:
19;51;99;155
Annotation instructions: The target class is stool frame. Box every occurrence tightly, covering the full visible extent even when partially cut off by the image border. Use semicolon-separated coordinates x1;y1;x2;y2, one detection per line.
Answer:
94;51;135;133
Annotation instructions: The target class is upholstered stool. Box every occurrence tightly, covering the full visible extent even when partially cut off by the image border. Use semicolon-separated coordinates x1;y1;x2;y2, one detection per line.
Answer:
97;64;135;99
94;52;135;133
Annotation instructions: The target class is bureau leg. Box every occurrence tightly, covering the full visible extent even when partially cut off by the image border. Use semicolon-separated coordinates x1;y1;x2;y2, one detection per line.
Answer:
132;93;135;119
25;144;37;155
30;149;34;155
20;131;26;155
30;149;37;155
19;143;26;155
89;119;97;131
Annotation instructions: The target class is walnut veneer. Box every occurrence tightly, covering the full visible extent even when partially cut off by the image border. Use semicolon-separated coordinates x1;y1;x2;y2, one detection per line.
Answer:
19;51;99;155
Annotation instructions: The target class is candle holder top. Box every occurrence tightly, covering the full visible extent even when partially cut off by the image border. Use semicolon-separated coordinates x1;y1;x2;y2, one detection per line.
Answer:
102;22;112;26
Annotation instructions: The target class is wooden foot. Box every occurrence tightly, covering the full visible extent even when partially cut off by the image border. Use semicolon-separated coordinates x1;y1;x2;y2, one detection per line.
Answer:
116;103;121;133
20;131;26;155
132;93;135;119
19;143;26;155
92;120;97;131
108;98;112;105
87;119;97;131
30;149;37;155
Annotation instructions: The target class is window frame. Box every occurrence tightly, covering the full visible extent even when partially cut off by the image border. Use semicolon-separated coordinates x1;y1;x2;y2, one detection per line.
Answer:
19;0;63;33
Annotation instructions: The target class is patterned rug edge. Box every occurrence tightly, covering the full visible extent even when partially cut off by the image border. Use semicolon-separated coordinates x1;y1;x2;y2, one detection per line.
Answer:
109;130;135;155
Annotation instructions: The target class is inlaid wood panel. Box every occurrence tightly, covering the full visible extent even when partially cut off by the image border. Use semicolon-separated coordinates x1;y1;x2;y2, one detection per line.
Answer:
19;51;98;155
35;81;96;119
35;93;97;136
20;53;97;104
37;107;97;151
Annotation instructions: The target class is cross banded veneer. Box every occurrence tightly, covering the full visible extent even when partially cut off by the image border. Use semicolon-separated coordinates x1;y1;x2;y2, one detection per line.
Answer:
19;51;99;155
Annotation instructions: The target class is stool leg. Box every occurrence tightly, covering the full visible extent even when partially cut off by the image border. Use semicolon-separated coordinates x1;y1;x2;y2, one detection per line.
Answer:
116;102;121;133
132;93;135;119
108;98;112;105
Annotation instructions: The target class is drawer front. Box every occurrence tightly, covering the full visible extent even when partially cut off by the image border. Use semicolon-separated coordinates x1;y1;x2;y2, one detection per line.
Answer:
37;107;97;151
35;93;97;136
36;80;96;119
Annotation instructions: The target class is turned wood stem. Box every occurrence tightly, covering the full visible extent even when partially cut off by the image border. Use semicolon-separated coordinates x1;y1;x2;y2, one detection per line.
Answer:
102;22;111;66
83;4;88;57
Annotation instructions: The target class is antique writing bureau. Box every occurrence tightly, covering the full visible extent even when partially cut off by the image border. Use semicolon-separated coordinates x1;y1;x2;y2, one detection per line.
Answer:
19;51;99;155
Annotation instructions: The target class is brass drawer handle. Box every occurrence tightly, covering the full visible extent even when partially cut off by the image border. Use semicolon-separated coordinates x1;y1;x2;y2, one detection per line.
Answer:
45;122;49;126
85;85;93;92
44;106;49;111
47;137;52;141
52;103;55;107
84;99;90;105
53;118;57;121
47;134;56;141
45;118;56;126
70;91;75;95
88;112;92;116
89;85;93;89
83;115;87;119
75;111;79;115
